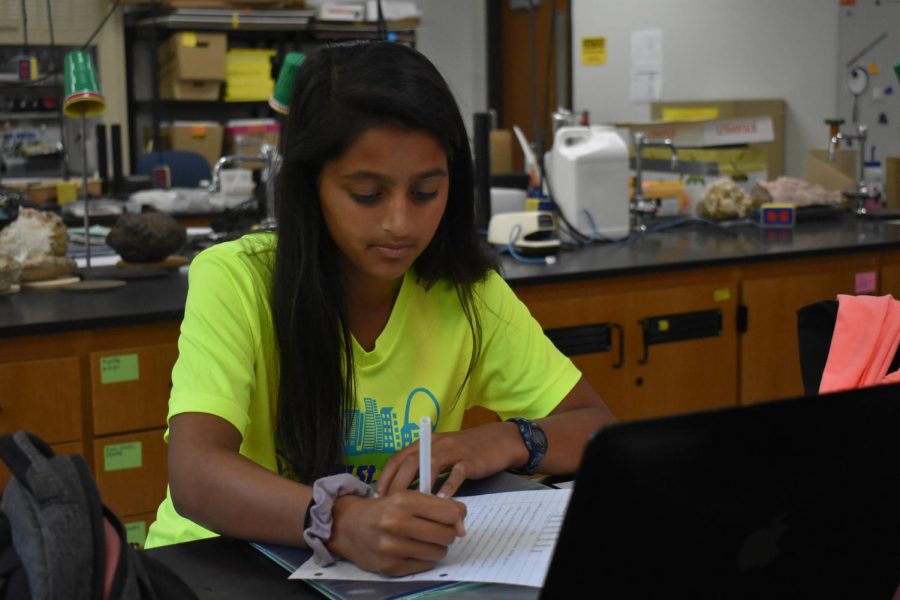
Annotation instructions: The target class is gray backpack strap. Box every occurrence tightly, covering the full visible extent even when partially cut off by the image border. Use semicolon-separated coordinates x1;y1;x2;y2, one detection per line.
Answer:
0;431;96;600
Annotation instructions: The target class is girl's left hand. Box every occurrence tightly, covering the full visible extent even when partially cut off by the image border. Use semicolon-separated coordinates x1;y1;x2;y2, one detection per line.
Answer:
376;421;523;499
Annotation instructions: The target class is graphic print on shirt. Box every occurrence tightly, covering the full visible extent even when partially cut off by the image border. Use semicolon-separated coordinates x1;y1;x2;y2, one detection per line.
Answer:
342;387;440;484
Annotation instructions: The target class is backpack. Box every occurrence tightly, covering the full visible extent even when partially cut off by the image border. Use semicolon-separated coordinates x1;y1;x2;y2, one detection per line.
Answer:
0;430;197;600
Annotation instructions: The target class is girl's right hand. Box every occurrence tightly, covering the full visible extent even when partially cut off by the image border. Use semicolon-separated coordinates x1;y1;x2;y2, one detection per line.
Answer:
326;490;467;576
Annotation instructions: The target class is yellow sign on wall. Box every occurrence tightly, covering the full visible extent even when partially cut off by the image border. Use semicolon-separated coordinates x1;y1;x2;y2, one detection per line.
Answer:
581;36;607;65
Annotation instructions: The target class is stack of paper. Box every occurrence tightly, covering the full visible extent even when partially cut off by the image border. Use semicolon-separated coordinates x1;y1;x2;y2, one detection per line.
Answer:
225;49;276;102
291;489;572;588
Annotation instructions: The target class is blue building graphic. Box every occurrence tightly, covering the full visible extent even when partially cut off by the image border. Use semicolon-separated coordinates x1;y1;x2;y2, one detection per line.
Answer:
343;388;440;456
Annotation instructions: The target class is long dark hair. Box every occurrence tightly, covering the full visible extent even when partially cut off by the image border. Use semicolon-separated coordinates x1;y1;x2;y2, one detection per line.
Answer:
273;41;495;484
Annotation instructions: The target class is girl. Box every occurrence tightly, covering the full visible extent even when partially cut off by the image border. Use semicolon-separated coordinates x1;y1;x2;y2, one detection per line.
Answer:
145;41;614;577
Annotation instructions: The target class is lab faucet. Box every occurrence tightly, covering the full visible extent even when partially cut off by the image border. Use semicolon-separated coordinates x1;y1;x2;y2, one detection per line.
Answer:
209;143;280;230
828;124;871;215
631;132;679;232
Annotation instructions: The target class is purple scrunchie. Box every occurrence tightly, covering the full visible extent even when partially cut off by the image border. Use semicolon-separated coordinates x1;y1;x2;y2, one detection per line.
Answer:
302;473;374;566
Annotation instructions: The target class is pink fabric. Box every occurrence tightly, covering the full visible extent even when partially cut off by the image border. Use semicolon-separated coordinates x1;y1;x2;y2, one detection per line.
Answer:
102;518;120;600
819;294;900;394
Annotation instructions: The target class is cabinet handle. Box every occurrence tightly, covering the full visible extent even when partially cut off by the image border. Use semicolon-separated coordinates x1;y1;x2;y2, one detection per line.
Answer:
638;309;723;365
611;323;624;368
545;323;614;357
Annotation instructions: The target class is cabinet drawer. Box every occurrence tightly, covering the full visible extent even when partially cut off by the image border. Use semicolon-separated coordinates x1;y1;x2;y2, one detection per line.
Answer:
90;344;178;435
0;357;82;443
0;441;84;491
93;429;167;517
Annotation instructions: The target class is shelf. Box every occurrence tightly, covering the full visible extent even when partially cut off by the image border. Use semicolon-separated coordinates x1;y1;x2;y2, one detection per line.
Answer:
130;7;314;31
134;100;269;110
0;112;60;121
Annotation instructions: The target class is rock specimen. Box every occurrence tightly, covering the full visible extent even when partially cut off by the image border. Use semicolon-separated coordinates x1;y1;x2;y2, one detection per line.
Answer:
106;212;187;263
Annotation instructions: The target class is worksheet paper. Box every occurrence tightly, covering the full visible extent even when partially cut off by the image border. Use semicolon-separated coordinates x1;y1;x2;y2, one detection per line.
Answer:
289;489;572;588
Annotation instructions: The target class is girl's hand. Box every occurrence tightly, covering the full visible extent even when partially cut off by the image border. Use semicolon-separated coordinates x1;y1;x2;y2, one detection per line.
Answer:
376;421;525;499
326;491;466;576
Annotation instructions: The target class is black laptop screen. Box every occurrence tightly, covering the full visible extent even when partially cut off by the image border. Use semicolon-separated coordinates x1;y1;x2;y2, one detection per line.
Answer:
542;382;900;598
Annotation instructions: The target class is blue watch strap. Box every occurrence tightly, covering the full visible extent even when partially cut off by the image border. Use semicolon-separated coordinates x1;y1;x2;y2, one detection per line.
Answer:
508;417;548;475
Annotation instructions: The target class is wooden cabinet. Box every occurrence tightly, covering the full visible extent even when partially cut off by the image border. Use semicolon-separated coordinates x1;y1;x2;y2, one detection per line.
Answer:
0;322;179;530
4;246;900;518
516;269;739;422
90;344;178;435
738;255;878;404
0;357;82;443
93;429;168;518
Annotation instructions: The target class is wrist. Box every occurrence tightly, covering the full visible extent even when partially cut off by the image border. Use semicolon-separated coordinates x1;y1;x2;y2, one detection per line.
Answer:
302;473;373;566
506;417;549;475
503;420;530;471
325;493;365;560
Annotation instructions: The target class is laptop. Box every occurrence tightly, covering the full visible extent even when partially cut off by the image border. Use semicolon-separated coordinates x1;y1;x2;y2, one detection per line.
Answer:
541;382;900;598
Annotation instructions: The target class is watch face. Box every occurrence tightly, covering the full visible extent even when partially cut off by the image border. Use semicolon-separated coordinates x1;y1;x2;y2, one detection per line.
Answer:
530;421;549;451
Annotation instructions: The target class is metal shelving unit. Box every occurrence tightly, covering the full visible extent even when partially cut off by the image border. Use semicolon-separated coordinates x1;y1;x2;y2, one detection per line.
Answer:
122;6;418;173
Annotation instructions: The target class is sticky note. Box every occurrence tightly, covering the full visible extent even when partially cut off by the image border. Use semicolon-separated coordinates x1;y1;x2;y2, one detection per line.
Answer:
56;181;78;205
855;271;877;294
713;288;731;302
125;521;146;546
581;37;606;65
104;442;142;472
100;354;140;384
662;107;720;122
181;32;197;47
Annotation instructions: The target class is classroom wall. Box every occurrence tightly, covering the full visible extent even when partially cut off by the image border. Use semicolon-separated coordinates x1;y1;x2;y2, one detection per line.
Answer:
0;0;130;169
571;0;839;177
416;0;487;140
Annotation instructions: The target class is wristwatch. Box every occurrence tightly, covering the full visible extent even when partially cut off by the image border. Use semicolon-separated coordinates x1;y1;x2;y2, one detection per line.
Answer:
507;417;548;475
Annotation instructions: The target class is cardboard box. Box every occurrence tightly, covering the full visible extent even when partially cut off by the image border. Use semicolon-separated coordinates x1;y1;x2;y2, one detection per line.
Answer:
158;31;226;81
650;100;785;179
224;119;280;168
147;122;224;167
318;2;365;20
886;156;900;210
803;149;856;192
159;66;222;100
490;130;514;176
619;115;775;149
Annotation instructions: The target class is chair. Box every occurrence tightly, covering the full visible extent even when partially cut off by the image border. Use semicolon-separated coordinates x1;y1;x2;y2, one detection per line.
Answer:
135;150;212;188
797;298;900;395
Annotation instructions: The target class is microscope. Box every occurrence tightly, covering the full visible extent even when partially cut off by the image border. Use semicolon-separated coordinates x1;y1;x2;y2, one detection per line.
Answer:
631;131;679;232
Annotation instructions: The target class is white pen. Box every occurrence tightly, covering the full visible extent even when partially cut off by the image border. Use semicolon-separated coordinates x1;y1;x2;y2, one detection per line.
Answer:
419;416;432;495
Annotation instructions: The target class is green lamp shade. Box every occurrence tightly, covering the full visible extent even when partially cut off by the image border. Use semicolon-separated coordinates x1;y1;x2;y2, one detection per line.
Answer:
63;50;105;118
269;52;306;115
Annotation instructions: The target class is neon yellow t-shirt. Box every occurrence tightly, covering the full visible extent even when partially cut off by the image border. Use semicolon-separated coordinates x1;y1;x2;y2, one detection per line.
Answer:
145;234;581;548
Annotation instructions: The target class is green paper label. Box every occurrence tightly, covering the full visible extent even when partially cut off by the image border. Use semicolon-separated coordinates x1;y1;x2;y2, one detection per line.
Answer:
100;354;140;384
104;442;142;472
125;521;146;546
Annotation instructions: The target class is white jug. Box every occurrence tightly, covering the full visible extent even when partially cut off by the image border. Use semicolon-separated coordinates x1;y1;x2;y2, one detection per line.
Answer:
544;125;630;239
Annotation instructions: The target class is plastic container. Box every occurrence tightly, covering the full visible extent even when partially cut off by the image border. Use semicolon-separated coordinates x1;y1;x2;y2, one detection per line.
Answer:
864;159;884;200
544;125;630;238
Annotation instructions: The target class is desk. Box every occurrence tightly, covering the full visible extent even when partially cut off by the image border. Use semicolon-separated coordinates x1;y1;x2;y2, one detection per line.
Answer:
147;537;319;599
143;473;547;599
